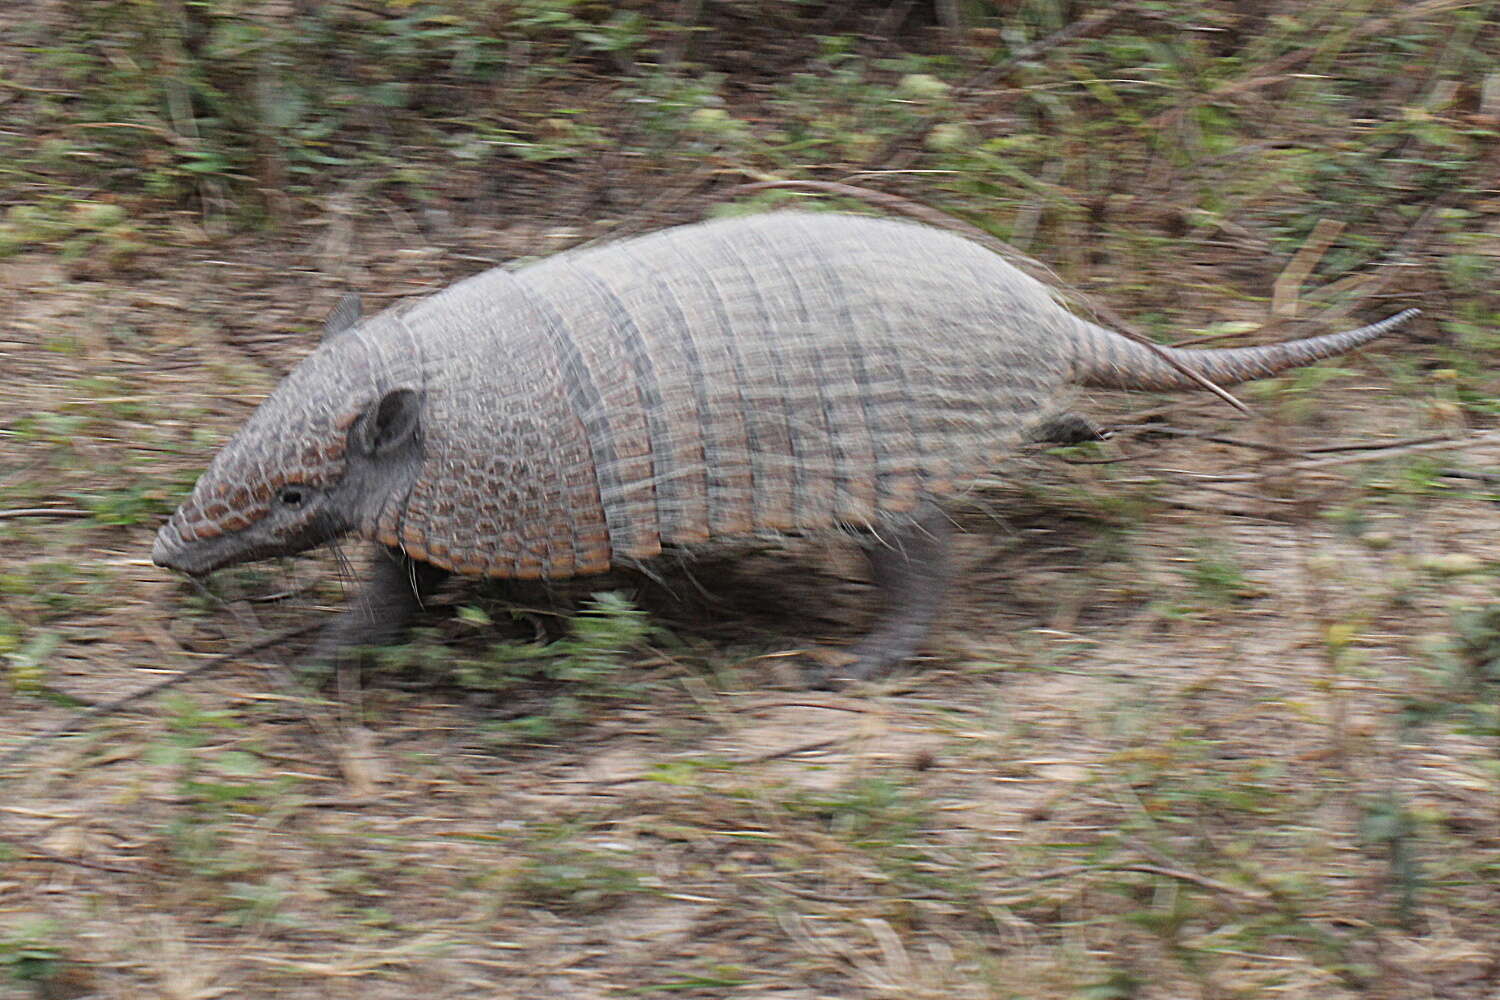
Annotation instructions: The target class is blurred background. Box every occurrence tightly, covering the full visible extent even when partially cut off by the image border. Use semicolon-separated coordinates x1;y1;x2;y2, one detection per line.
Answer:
2;3;1499;998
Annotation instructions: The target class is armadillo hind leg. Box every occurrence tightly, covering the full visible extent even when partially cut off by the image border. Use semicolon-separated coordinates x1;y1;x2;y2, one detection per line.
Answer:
310;546;449;663
1026;412;1110;446
835;500;955;682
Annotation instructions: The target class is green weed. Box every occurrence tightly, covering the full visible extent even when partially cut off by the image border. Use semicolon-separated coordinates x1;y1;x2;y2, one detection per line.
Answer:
0;198;142;263
510;845;649;914
375;591;656;746
1182;540;1259;606
143;696;301;875
3;629;61;696
0;919;65;986
783;777;976;899
1414;600;1500;757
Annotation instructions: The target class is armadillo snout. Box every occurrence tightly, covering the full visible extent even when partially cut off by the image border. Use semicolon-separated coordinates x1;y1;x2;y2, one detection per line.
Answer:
151;521;191;573
151;503;255;576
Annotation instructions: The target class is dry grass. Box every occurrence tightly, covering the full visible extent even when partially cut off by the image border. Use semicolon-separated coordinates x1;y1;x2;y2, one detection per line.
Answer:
3;2;1500;997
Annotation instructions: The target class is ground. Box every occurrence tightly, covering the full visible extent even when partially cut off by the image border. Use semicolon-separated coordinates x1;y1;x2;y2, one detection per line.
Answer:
2;3;1500;998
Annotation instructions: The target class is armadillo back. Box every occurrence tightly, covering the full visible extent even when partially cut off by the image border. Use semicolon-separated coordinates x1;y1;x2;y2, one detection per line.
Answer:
383;212;1074;579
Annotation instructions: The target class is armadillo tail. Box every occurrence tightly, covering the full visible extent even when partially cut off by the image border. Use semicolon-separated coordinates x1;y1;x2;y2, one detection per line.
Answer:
1075;308;1419;391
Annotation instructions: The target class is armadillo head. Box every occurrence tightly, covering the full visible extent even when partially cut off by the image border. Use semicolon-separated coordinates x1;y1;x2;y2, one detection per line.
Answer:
153;303;426;577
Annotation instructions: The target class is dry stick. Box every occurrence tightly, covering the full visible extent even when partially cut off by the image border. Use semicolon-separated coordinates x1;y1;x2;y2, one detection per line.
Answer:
4;841;138;876
1302;434;1455;455
1439;468;1500;486
1009;157;1065;251
1129;427;1454;458
587;736;846;788
1292;431;1500;472
0;508;93;520
1168;328;1267;349
1272;217;1346;318
743;736;845;764
67;120;183;143
1111;425;1297;457
1151;431;1500;484
1057;450;1159;466
1113;863;1269;903
731;696;872;714
0;623;321;771
0;79;77;96
982;861;1266;905
728;178;1252;415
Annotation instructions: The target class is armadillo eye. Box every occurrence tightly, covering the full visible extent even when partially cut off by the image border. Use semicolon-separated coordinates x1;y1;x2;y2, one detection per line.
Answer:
277;486;306;508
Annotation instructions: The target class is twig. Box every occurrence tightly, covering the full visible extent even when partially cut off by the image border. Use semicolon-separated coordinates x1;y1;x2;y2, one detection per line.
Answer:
1150;431;1498;484
984;859;1267;904
1160;498;1292;524
586;736;846;788
0;508;93;520
1125;427;1454;458
1132;426;1300;456
1272;218;1346;317
1117;863;1269;902
1438;468;1500;486
0;623;321;770
1055;451;1156;466
1292;432;1495;471
1168;328;1264;349
1303;433;1454;455
743;737;843;764
3;842;137;876
65;120;182;143
730;696;872;714
0;77;77;96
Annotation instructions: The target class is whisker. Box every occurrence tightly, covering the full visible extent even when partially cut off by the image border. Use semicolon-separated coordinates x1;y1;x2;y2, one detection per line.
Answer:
325;537;360;606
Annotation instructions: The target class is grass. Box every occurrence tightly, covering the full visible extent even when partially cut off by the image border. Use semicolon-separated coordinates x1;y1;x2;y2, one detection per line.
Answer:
2;0;1499;996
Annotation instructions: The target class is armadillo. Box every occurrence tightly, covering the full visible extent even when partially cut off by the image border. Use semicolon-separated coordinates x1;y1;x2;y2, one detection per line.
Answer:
152;211;1417;678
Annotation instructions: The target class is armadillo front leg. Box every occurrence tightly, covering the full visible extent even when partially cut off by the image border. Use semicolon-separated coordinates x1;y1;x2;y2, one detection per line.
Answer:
311;546;448;662
839;501;955;681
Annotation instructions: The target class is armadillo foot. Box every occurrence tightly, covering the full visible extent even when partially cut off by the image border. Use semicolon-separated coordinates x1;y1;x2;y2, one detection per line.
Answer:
823;500;954;683
310;545;448;664
1026;412;1109;446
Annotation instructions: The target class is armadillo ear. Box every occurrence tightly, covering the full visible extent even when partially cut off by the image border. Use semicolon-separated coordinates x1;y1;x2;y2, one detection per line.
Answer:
323;292;362;341
350;388;421;458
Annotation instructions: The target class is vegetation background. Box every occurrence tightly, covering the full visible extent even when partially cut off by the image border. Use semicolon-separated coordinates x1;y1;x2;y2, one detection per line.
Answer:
2;1;1499;997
